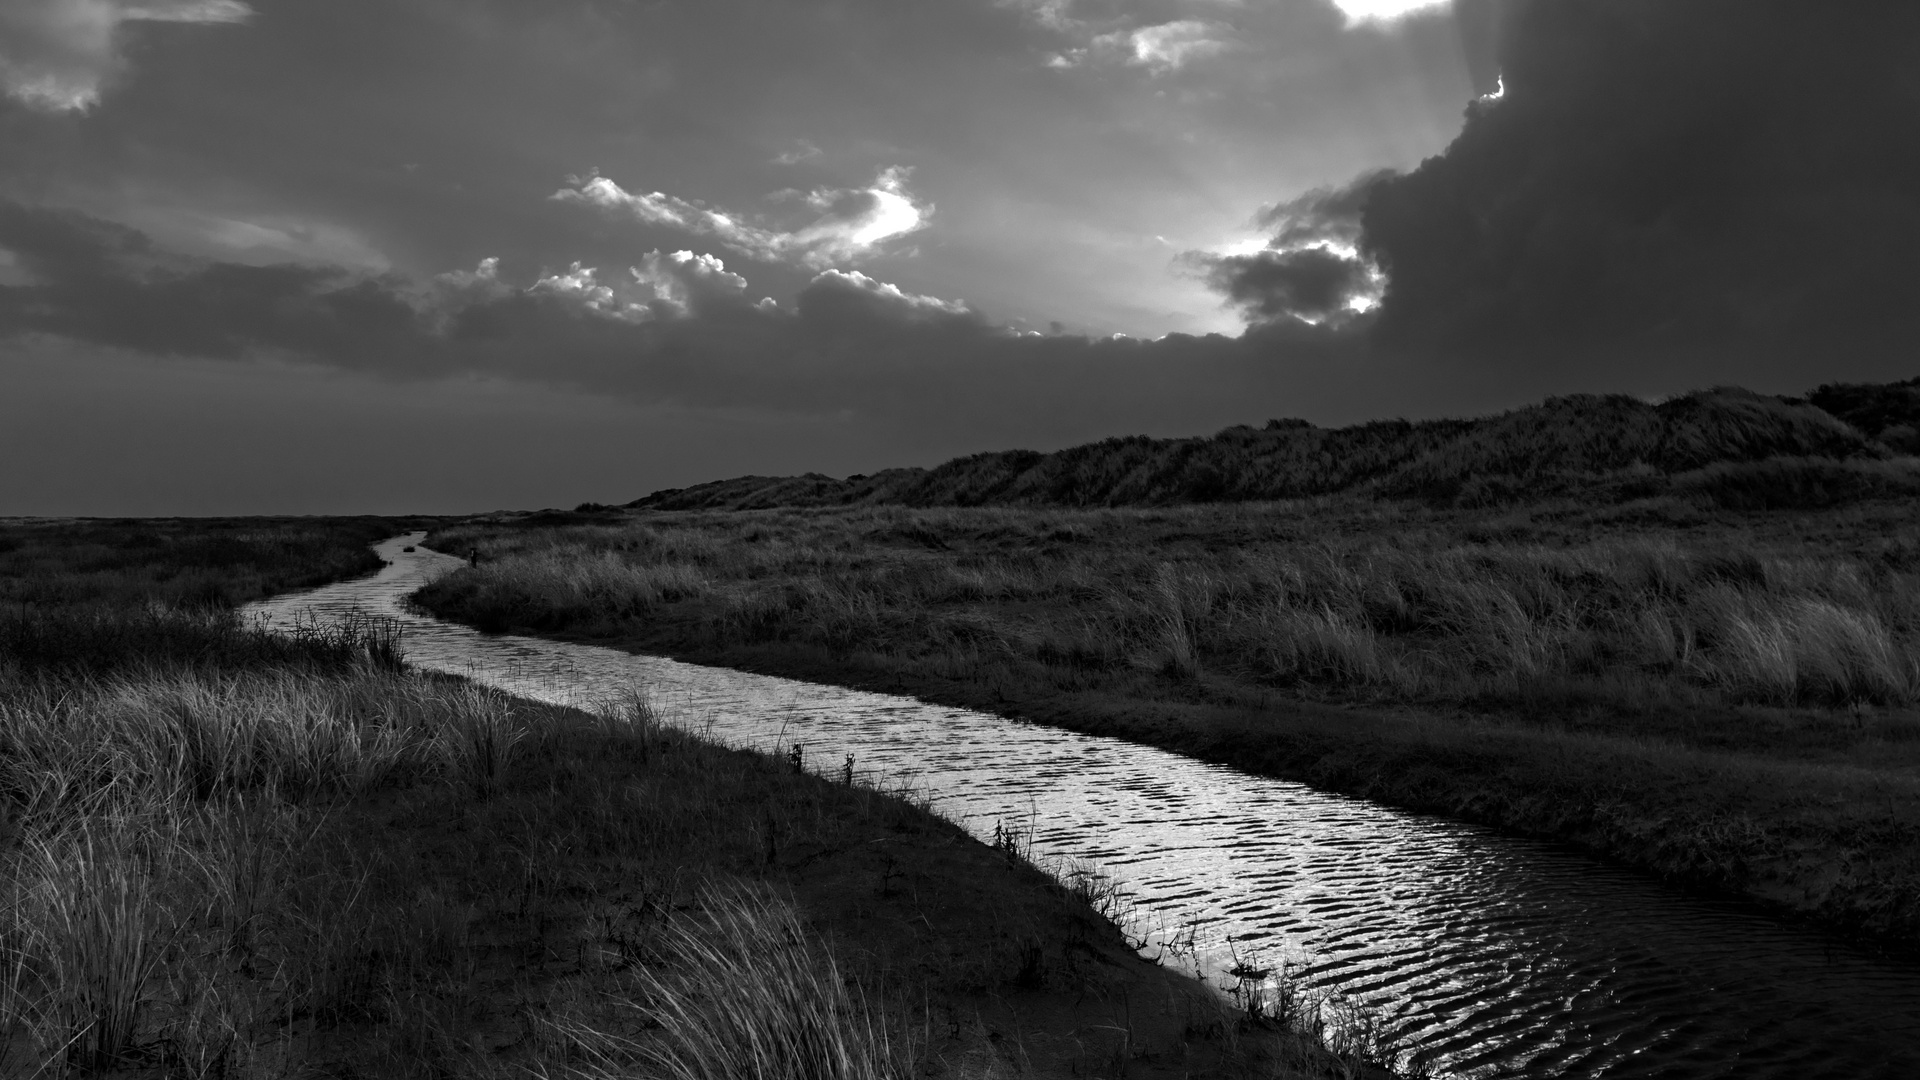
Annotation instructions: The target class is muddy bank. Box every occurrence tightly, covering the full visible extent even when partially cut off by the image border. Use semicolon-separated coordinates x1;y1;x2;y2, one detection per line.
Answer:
455;630;1920;947
333;693;1357;1079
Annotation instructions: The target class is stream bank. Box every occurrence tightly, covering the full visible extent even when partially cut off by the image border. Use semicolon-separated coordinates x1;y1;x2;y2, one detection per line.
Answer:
454;630;1920;947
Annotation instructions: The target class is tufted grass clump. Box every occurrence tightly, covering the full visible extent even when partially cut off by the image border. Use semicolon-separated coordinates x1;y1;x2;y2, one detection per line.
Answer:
536;883;910;1080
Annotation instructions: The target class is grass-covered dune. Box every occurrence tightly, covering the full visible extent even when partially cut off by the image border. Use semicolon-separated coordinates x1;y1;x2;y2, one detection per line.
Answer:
629;379;1920;512
418;494;1920;944
0;519;1372;1079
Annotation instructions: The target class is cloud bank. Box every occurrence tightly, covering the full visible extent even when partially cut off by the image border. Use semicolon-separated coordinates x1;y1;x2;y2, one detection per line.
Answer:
0;0;250;111
553;167;929;270
6;0;1917;475
1190;0;1920;384
1048;20;1236;73
0;199;1367;445
1329;0;1452;28
1183;172;1390;325
1361;0;1920;365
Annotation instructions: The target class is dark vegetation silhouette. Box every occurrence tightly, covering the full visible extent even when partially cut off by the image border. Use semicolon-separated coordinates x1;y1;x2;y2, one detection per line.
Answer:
630;380;1920;512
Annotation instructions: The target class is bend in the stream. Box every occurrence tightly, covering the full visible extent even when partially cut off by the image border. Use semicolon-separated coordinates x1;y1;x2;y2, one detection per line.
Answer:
243;535;1920;1080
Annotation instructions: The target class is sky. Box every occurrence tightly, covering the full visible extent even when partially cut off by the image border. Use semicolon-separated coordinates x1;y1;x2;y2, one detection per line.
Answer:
1;0;1916;514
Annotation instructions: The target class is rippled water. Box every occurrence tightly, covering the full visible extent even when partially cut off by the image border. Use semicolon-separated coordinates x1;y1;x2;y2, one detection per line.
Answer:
246;535;1920;1078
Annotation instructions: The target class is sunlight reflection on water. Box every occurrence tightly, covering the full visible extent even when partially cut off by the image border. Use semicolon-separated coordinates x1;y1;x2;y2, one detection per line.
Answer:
244;534;1920;1079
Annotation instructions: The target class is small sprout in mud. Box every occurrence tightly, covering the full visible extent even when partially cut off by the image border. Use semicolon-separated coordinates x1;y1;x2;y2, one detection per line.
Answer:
991;820;1029;861
990;802;1043;864
1014;940;1046;988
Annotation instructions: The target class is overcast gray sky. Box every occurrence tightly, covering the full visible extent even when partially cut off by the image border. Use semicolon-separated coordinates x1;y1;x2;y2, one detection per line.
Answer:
2;0;1914;514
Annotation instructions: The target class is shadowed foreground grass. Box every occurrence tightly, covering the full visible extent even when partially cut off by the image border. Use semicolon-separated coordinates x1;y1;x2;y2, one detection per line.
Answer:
0;623;1388;1079
417;498;1920;941
0;519;1388;1078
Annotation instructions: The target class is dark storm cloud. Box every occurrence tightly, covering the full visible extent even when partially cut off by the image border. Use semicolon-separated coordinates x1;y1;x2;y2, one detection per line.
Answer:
1192;247;1373;324
0;201;1369;441
1250;171;1390;252
1182;171;1392;324
0;201;420;362
1356;0;1920;362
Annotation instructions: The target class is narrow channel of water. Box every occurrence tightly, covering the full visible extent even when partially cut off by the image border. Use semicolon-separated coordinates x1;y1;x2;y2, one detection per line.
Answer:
245;535;1920;1079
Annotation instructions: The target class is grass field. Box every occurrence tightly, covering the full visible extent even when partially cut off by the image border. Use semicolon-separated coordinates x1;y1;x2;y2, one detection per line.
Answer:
416;495;1920;942
0;518;1379;1079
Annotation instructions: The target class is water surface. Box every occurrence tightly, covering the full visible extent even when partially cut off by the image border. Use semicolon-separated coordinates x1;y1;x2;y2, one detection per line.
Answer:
246;535;1920;1079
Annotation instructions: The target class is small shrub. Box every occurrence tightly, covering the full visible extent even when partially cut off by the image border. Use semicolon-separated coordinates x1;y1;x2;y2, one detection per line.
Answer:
10;821;181;1071
437;683;526;798
1152;565;1213;679
1694;588;1915;705
1265;603;1405;689
1675;456;1920;510
539;883;909;1080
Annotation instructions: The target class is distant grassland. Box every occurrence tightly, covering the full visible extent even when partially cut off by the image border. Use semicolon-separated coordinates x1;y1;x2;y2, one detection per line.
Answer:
0;517;401;613
418;496;1920;941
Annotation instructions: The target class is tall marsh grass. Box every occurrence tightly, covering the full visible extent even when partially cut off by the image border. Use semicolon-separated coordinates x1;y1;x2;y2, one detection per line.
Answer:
9;821;181;1072
428;550;710;632
425;509;1920;711
0;657;523;816
0;603;544;1073
540;884;909;1080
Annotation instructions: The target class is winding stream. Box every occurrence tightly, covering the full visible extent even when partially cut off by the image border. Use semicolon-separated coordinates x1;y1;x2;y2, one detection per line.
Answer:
245;535;1920;1078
